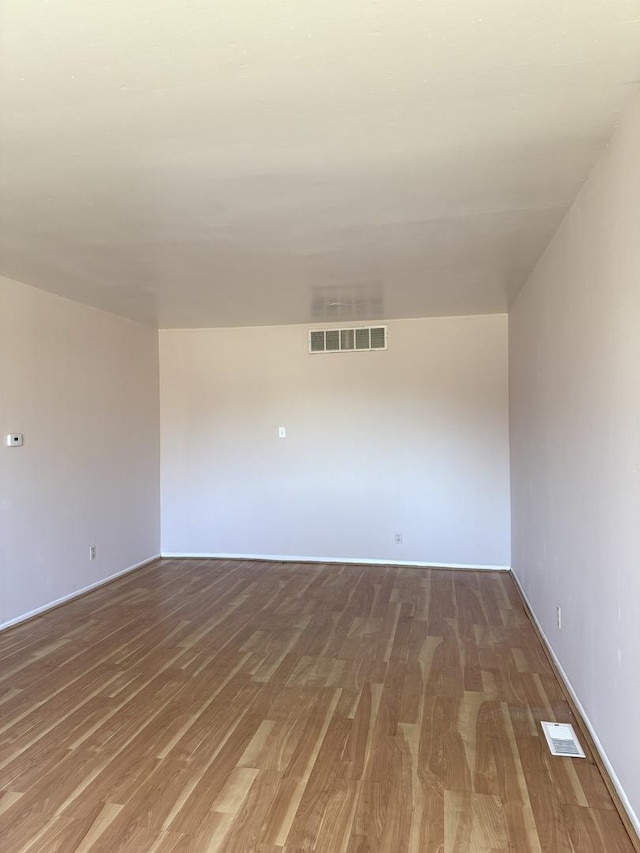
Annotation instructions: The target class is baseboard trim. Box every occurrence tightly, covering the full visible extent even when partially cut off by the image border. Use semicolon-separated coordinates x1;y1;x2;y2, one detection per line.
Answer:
0;554;162;634
510;569;640;849
161;552;510;571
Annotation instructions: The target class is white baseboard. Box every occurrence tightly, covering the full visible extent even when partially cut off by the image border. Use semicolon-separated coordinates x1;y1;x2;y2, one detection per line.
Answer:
511;570;640;841
0;554;161;633
161;552;510;571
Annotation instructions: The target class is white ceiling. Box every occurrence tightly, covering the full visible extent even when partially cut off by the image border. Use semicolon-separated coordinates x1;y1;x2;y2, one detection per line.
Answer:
1;1;639;328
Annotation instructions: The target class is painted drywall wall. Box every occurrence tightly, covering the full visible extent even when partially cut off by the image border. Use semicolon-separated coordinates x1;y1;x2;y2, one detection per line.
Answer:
0;276;161;628
160;314;510;567
510;97;640;827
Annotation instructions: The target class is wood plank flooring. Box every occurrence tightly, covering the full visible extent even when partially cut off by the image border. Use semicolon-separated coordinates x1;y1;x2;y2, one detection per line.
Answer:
0;558;635;852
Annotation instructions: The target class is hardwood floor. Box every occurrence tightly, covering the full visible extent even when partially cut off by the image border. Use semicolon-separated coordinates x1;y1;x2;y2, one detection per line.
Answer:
0;558;635;852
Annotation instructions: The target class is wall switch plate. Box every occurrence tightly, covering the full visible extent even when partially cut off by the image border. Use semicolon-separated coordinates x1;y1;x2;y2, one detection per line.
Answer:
278;427;286;438
6;434;23;447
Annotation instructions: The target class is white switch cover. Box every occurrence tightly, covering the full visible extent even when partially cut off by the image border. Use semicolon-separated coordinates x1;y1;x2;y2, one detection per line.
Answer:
278;427;286;438
6;434;23;447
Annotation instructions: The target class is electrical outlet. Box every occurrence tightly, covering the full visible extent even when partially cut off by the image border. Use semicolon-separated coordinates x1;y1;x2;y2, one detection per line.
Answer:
89;545;97;561
394;532;403;545
556;605;562;630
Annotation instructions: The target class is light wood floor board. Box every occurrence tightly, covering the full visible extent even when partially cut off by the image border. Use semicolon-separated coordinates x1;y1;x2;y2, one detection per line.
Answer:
0;558;635;852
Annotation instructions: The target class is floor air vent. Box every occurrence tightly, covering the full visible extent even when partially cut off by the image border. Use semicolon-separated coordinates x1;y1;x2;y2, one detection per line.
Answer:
541;722;585;758
309;326;387;353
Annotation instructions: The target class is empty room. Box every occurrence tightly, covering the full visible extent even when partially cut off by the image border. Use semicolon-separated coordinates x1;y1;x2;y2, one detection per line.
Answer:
1;1;639;851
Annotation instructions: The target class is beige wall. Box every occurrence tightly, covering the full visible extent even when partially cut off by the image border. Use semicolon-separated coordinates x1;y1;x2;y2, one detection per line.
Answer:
0;276;161;628
510;97;640;829
160;314;511;568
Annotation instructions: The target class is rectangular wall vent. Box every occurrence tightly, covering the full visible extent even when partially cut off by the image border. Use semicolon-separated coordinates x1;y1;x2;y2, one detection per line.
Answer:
540;722;585;758
308;326;387;354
